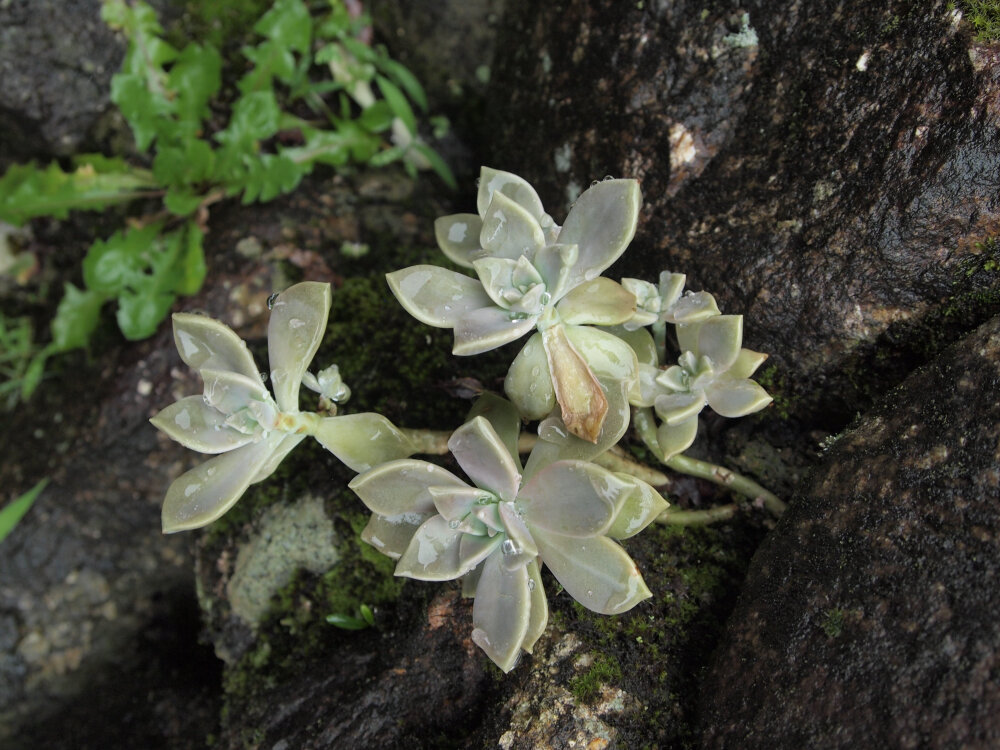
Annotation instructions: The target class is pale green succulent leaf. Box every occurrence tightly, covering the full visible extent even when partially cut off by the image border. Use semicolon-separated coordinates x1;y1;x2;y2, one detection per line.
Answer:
465;392;524;471
728;348;769;379
521;559;548;654
249;432;307;483
471;552;531;673
504;333;556;420
654;391;706;425
461;560;484;598
452;305;536;355
697;315;743;372
705;378;773;418
349;459;465;516
472;256;520;309
669;290;720;323
477;166;546;222
557;178;641;289
630;363;661;408
606;475;669;539
535;531;651;615
172;312;263;385
200;368;272;416
605;324;659;367
448;416;521;502
530;243;577;302
434;213;483;268
428;485;487;522
162;432;285;533
479;191;545;259
267;281;331;412
151;395;254;453
395;515;466;580
658;271;686;308
656;415;699;459
386;265;493;328
556;277;636;326
497;501;538;570
675;321;702;356
362;512;429;560
459;533;504;571
520;460;624;537
313;412;415;473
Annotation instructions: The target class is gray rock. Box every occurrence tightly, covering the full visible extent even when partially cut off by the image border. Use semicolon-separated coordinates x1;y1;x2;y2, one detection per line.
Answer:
485;0;1000;425
0;0;123;163
700;314;1000;748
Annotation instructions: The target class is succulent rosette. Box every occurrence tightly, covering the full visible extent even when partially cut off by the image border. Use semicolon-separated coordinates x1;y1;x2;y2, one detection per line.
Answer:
151;281;413;533
349;395;667;672
630;315;773;458
386;167;641;444
620;271;721;330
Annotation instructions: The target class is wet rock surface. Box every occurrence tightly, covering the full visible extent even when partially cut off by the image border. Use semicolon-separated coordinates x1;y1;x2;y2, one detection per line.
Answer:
700;314;1000;748
486;0;1000;426
0;0;123;164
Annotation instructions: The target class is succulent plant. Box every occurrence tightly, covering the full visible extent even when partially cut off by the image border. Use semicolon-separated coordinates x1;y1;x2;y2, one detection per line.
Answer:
386;168;641;444
151;281;414;532
631;315;772;458
349;395;667;671
620;271;720;331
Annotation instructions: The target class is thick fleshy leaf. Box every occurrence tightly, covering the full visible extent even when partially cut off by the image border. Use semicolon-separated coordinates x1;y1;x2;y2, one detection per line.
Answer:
669;291;720;323
461;561;484;597
200;368;272;416
606;475;669;539
605;325;659;367
172;313;263;384
395;515;466;580
473;255;546;312
361;512;429;559
249;432;306;483
497;501;538;570
675;321;702;356
565;325;638;387
656;415;699;459
465;392;523;471
658;271;686;309
557;179;641;289
504;333;556;420
542;323;607;443
386;265;493;328
459;533;503;571
728;348;768;379
631;363;662;408
556;277;636;326
479;191;545;259
477;166;546;222
151;396;254;454
428;485;488;522
349;459;465;516
313;413;415;472
695;315;743;371
448;417;521;501
471;552;531;673
706;378;773;418
530;244;577;303
535;532;651;615
453;305;537;355
267;281;331;412
162;432;285;533
519;460;623;537
521;559;548;654
434;213;483;268
654;391;706;425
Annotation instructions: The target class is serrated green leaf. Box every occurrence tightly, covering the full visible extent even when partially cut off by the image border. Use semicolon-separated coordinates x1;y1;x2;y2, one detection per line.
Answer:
239;40;298;92
240;152;305;204
175;223;206;295
163;189;204;216
254;0;312;54
0;479;48;544
82;223;163;294
169;43;222;124
218;90;281;146
375;74;416;135
0;160;157;226
117;285;176;340
368;145;406;167
358;101;394;133
50;283;106;352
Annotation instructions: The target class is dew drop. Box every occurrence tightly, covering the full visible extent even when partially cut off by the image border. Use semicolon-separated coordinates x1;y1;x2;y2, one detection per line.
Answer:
584;267;599;281
530;366;541;377
527;578;536;591
267;292;279;309
449;519;461;530
501;539;517;555
259;371;269;382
